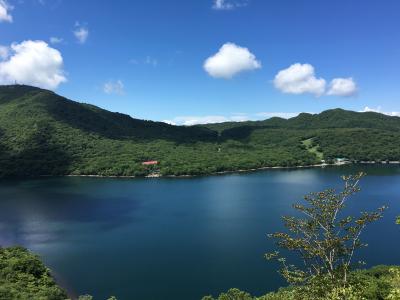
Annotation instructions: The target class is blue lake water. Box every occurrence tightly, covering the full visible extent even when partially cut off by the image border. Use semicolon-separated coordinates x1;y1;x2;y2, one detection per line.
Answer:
0;165;399;300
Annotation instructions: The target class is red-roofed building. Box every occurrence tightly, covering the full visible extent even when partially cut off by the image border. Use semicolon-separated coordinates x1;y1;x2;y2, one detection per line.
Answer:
142;161;159;166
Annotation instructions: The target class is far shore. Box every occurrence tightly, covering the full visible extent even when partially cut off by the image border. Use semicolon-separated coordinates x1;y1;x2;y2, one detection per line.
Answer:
44;160;400;180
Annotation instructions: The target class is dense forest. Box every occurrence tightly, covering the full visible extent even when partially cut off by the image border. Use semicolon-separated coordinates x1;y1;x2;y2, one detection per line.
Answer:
1;85;400;178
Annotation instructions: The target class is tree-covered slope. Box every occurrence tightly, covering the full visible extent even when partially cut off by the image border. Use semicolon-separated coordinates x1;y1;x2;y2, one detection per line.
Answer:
206;109;400;164
0;85;399;178
0;246;67;300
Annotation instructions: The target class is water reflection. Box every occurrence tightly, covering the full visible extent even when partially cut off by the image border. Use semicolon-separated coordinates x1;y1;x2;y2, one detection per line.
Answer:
0;178;142;247
0;167;399;300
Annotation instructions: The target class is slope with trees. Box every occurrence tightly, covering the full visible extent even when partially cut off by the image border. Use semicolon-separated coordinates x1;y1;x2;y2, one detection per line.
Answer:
1;85;400;178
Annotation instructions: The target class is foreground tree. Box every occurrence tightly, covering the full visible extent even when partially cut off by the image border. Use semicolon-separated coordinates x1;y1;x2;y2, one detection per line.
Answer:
266;173;386;288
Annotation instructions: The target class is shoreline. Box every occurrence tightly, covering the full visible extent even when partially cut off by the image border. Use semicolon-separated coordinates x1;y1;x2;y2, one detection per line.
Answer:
58;163;332;179
41;161;400;180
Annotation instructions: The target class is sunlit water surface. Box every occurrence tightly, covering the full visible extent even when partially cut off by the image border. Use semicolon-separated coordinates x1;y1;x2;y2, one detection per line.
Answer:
0;165;399;300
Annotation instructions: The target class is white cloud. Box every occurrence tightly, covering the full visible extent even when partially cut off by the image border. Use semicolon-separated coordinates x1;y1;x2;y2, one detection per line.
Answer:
361;106;400;117
229;113;250;122
129;57;158;67
103;80;124;95
50;37;63;44
273;64;359;98
162;111;303;126
213;0;234;10
0;45;9;59
212;0;248;10
327;77;357;97
167;108;400;126
204;43;261;79
255;112;300;119
0;0;12;23
73;23;89;44
165;115;232;126
162;120;177;125
163;114;251;126
144;56;158;67
0;40;66;89
273;63;326;97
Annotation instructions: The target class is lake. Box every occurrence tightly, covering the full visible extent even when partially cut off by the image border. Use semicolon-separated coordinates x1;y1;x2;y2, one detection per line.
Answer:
0;165;399;300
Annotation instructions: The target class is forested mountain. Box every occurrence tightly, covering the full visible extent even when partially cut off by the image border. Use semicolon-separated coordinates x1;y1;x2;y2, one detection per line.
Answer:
0;85;399;178
206;108;400;132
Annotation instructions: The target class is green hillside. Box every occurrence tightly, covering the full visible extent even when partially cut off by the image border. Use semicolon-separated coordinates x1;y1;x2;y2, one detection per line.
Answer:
0;246;67;300
0;85;400;178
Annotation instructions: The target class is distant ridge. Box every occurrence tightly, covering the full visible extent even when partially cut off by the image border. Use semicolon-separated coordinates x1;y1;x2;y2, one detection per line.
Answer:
1;85;400;178
205;108;400;132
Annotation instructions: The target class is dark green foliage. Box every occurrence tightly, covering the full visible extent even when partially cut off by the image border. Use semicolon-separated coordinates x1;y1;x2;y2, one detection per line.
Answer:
202;266;400;300
0;246;67;300
202;288;254;300
314;129;400;162
77;296;92;300
1;85;400;178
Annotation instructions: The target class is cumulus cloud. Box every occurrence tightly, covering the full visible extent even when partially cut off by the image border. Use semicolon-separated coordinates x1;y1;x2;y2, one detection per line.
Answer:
273;63;359;98
50;37;63;44
273;63;326;97
74;23;89;44
212;0;247;10
0;45;8;59
0;0;12;23
361;106;400;117
204;43;261;79
103;80;124;95
327;77;357;97
0;40;66;89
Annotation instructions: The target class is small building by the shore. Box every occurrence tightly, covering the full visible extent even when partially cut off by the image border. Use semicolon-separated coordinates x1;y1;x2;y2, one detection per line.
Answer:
142;161;159;166
334;158;350;165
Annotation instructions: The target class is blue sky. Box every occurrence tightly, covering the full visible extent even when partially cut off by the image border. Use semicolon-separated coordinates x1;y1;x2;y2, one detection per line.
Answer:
0;0;399;124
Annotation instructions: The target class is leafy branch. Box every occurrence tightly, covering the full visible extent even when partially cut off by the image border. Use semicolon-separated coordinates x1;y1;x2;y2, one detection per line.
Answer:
266;172;386;287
